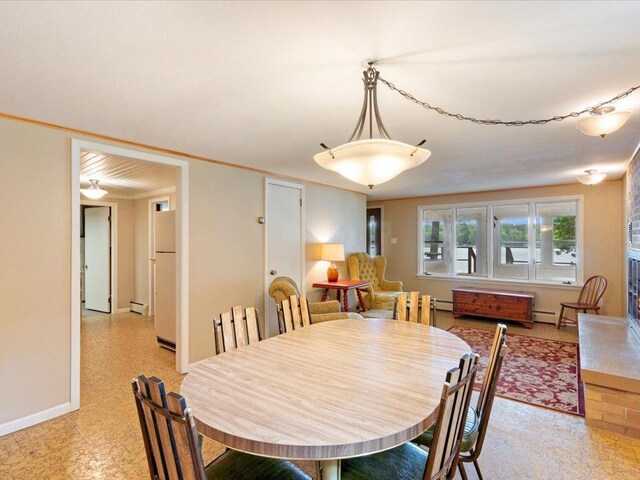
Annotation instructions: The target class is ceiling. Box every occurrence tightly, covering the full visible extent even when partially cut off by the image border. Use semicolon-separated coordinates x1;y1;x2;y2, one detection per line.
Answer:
80;151;176;198
1;1;639;200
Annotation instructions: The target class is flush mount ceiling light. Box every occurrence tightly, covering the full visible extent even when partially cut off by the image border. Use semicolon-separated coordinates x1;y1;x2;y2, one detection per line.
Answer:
576;105;632;137
577;169;607;186
81;179;108;199
314;63;430;189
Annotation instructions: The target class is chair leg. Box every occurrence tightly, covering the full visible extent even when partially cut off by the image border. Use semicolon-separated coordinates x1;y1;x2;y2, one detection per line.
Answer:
458;462;469;480
557;306;565;329
473;460;484;480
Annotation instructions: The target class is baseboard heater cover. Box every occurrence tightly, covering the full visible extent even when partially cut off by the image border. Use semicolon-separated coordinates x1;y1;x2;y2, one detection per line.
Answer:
130;301;149;316
157;336;176;352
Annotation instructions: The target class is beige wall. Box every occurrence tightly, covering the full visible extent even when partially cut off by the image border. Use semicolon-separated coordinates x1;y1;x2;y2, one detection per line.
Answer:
304;183;367;306
370;181;624;321
0;117;365;427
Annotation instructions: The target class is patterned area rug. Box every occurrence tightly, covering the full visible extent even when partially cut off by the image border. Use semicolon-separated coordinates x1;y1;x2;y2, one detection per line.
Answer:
448;326;585;416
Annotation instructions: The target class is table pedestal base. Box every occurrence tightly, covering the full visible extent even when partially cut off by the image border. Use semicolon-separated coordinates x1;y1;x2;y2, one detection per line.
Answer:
321;459;341;480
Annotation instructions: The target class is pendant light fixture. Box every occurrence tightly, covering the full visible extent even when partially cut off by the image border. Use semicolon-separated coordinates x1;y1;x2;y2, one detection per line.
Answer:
81;179;108;199
577;169;607;186
576;105;632;137
314;63;430;189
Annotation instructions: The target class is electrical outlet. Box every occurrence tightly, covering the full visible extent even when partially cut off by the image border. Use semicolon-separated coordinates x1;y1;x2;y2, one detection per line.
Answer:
390;238;398;245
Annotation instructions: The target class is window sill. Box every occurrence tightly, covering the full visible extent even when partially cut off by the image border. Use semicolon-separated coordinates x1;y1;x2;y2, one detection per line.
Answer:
415;274;583;289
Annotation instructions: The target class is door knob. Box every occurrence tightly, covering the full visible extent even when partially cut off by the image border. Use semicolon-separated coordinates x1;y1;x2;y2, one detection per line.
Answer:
270;270;277;276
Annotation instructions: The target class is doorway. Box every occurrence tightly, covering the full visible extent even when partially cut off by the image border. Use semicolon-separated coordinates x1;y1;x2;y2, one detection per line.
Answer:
81;203;117;316
71;139;189;411
264;178;305;338
366;207;383;257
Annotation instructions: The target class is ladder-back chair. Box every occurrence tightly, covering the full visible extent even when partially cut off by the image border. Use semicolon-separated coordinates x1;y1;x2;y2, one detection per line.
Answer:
132;375;311;480
276;294;312;334
414;324;507;480
213;306;261;354
557;275;607;328
340;354;479;480
395;292;437;327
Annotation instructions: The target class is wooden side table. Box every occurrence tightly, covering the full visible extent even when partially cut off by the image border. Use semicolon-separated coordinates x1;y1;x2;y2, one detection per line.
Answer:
312;279;372;312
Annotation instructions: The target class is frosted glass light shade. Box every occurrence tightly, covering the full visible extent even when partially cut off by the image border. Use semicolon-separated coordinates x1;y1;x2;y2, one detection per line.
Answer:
577;170;607;186
320;243;345;262
314;139;431;188
576;110;632;137
81;179;108;199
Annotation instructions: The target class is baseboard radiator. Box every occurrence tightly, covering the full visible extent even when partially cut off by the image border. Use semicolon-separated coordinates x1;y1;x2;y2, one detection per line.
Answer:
130;301;149;316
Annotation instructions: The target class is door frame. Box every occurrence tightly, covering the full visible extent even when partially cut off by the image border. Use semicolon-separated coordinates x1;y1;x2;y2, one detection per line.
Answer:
263;178;305;337
81;200;118;314
71;139;190;411
148;196;171;316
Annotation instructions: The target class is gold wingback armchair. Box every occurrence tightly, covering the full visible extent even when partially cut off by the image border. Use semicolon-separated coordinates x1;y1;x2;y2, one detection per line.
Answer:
268;277;362;324
347;252;403;310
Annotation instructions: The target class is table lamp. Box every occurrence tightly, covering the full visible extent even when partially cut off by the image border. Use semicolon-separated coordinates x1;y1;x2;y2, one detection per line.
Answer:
320;243;345;282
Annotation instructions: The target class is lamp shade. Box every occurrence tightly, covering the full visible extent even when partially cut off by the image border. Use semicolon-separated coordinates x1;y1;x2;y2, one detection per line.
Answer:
576;109;632;137
577;169;607;186
80;179;108;199
320;243;345;262
314;139;430;188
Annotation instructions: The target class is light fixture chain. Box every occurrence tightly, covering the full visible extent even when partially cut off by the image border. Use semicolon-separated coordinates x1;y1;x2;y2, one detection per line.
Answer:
377;75;640;126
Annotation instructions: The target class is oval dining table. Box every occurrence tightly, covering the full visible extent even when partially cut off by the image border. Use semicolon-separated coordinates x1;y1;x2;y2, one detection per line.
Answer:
181;318;471;480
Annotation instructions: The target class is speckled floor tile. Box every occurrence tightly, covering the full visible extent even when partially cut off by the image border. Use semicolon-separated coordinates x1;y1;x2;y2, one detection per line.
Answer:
0;312;637;479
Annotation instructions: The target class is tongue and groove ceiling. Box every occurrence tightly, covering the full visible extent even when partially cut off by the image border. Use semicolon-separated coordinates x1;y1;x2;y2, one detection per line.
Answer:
1;1;639;200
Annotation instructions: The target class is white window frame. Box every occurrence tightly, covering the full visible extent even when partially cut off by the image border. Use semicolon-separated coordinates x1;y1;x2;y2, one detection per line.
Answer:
417;195;584;287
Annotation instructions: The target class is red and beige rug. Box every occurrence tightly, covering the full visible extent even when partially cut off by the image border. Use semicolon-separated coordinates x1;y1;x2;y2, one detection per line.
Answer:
448;326;585;416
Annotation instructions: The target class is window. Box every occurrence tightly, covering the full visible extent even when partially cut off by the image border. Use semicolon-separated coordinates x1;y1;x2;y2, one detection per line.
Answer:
366;208;382;256
418;197;581;285
535;201;577;283
493;204;529;280
456;207;487;276
421;208;452;275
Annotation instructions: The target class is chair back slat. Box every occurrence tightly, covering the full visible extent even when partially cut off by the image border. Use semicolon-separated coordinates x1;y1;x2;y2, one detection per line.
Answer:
166;393;201;480
220;311;236;352
213;306;262;354
420;295;432;326
409;291;420;323
578;275;607;307
425;354;478;480
136;376;169;480
300;297;312;327
133;376;207;480
396;293;408;321
147;378;181;480
290;294;302;329
245;307;261;344
281;299;294;332
232;305;248;348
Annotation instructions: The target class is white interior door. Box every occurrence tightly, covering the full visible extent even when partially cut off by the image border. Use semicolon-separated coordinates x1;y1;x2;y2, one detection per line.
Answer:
84;206;111;313
266;180;303;338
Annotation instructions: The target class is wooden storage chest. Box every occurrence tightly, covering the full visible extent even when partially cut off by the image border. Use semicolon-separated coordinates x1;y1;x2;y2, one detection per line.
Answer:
452;286;534;328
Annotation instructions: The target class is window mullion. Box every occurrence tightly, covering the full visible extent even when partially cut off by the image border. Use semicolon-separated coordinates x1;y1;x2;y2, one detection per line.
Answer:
528;202;536;281
488;205;494;279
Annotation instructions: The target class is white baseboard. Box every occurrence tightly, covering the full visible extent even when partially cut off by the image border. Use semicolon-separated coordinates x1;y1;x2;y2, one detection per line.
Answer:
0;402;71;436
116;308;130;314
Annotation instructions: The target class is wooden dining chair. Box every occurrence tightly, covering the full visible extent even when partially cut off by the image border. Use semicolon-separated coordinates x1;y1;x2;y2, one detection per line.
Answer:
340;354;479;480
395;292;437;326
132;375;311;480
213;306;261;354
413;324;507;480
276;294;312;334
557;275;607;328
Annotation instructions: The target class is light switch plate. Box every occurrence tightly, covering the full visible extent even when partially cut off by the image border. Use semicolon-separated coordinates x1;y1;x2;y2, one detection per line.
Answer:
391;238;398;244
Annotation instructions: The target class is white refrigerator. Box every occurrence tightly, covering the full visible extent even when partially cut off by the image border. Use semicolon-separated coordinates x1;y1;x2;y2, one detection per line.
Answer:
154;210;176;350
